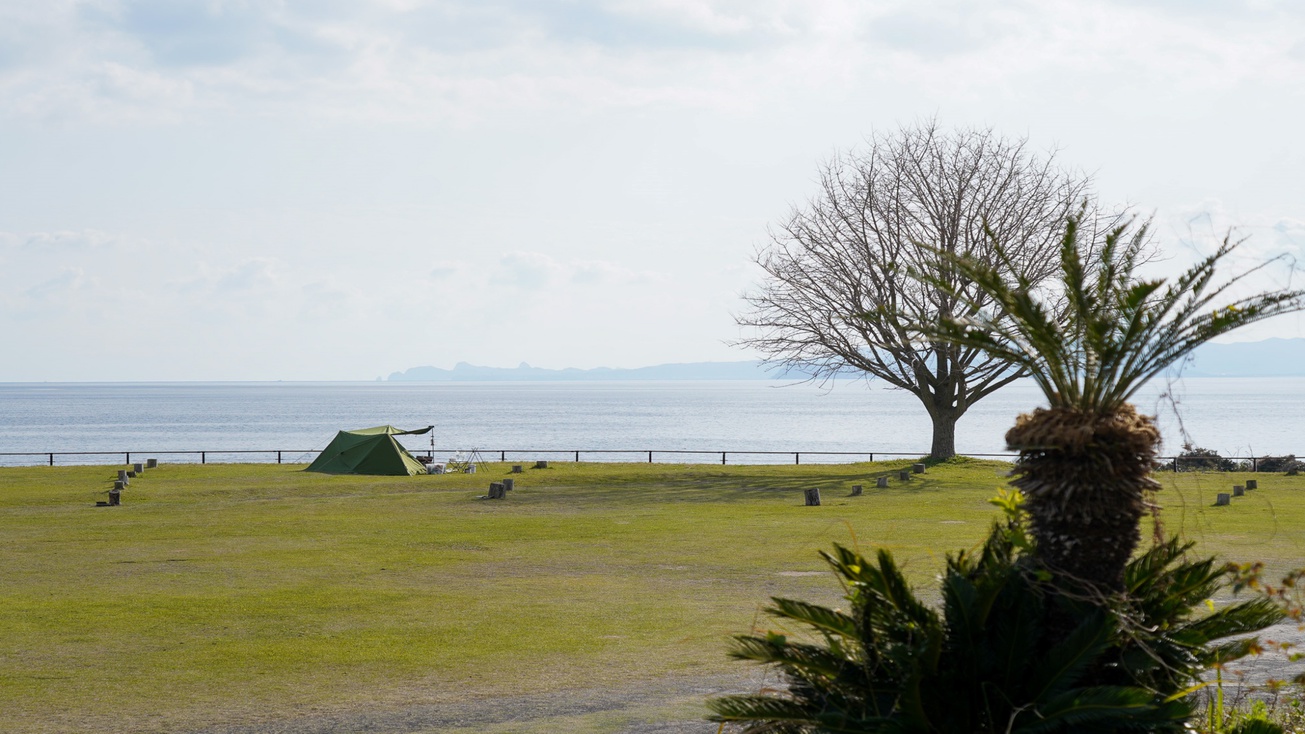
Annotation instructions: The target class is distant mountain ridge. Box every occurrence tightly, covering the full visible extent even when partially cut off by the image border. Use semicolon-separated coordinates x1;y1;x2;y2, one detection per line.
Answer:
386;338;1305;382
1176;337;1305;377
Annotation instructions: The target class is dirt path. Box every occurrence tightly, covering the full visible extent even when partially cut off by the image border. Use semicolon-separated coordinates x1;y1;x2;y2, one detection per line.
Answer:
1217;621;1305;688
168;622;1305;733
189;672;765;734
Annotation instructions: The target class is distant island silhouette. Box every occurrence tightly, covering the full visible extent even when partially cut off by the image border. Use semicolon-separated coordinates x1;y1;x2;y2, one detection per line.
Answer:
387;360;797;381
386;338;1305;381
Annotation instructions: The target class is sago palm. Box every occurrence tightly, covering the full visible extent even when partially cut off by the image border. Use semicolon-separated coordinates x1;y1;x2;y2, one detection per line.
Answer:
708;521;1285;733
707;516;1217;733
921;213;1304;592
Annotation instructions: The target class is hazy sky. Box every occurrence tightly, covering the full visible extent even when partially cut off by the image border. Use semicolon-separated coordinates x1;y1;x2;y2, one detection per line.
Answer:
2;0;1304;381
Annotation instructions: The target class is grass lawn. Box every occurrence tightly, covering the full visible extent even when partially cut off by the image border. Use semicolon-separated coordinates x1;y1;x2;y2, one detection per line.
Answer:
1;459;1302;733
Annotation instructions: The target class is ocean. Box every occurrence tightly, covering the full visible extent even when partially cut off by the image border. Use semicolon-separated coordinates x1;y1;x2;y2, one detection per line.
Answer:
1;377;1302;466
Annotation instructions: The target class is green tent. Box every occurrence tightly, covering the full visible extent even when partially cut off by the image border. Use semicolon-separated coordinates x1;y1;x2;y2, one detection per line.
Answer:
306;425;433;476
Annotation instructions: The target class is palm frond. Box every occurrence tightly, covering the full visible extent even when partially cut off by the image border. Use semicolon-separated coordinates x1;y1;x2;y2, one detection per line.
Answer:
916;212;1305;413
1029;609;1114;701
1015;686;1189;733
769;597;861;640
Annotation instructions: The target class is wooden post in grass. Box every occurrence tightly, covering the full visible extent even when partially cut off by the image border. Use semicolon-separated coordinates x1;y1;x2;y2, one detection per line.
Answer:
511;465;523;473
535;460;549;469
133;463;144;474
108;488;121;506
851;484;863;496
1216;493;1231;506
912;463;926;474
114;480;125;491
898;470;911;481
1246;479;1258;490
803;488;821;506
503;478;514;491
146;458;158;469
488;482;506;500
1233;485;1245;497
876;476;888;488
117;470;129;484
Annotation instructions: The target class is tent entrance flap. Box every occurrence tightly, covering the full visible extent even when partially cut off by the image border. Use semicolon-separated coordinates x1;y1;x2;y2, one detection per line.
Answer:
306;425;431;476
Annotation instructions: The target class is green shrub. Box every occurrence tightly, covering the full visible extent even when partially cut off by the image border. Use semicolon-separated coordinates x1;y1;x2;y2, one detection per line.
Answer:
1254;455;1303;474
1178;443;1238;472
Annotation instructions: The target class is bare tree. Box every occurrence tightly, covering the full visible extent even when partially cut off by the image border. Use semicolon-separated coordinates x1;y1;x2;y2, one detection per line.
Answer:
737;121;1105;460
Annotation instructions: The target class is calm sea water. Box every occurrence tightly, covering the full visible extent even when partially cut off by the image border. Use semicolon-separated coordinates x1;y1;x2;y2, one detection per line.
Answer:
0;378;1301;466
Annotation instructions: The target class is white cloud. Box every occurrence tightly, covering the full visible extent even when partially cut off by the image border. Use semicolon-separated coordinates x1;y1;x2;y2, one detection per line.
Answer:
0;0;1290;126
3;1;1305;378
214;257;279;292
492;251;665;289
494;250;567;288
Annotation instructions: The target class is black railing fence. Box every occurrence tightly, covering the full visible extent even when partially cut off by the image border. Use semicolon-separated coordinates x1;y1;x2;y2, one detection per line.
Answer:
0;449;1293;470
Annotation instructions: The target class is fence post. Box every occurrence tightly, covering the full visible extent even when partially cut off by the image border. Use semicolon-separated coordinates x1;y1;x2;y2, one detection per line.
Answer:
125;452;130;464
575;450;580;462
277;451;282;464
1252;456;1259;472
648;451;652;463
869;453;874;463
1173;457;1179;472
201;451;206;465
721;452;726;465
48;453;54;466
795;453;800;465
501;450;505;461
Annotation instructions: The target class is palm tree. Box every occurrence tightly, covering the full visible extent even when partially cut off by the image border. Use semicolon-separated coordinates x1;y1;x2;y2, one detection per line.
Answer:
920;213;1304;592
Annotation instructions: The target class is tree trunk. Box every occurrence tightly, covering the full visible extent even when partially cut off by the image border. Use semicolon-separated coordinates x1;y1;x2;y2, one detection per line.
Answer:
928;410;957;461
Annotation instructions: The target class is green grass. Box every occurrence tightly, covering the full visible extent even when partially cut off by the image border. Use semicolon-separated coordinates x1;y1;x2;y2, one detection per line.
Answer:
1;459;1302;732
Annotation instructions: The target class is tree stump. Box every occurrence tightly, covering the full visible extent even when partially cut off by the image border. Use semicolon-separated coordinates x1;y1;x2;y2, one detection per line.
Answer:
126;471;136;479
1233;485;1245;497
804;488;821;506
488;482;506;499
876;476;889;488
851;484;863;496
146;458;158;469
898;470;911;481
1246;479;1258;490
108;488;121;506
912;463;926;474
535;460;549;469
118;470;129;483
114;480;125;491
503;478;514;491
1216;493;1231;506
512;465;523;473
133;463;144;474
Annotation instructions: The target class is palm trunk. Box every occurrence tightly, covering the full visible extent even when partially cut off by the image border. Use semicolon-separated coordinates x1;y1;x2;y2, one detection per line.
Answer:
1004;403;1160;593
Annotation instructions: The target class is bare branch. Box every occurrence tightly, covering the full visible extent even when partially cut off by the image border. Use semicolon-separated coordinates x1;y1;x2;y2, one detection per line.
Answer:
734;120;1119;459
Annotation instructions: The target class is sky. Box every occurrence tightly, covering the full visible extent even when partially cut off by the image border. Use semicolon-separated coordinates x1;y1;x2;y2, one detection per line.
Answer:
1;0;1304;381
